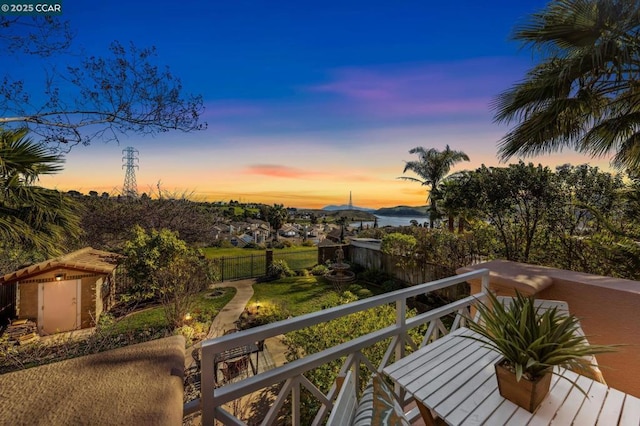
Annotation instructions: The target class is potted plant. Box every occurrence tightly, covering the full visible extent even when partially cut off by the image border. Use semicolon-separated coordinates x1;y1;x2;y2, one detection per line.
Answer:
465;291;616;412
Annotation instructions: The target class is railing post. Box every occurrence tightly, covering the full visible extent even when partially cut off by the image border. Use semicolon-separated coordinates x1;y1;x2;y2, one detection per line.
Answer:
481;271;490;295
292;379;300;426
395;298;406;361
201;346;215;425
395;298;406;398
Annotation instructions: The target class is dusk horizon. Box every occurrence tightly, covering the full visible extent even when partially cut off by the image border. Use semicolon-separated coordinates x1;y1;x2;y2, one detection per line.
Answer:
10;1;615;209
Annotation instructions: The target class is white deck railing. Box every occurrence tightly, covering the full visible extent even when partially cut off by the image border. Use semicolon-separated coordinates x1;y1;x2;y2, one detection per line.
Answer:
185;268;490;425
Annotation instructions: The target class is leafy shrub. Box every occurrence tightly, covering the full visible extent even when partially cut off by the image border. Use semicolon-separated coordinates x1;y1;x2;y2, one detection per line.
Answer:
382;279;403;293
283;303;421;424
310;264;329;276
302;240;315;247
298;269;310;277
358;269;393;285
356;288;373;298
174;322;207;346
211;239;234;248
267;259;295;279
237;301;289;330
347;284;363;293
281;239;293;247
340;291;358;303
269;241;285;249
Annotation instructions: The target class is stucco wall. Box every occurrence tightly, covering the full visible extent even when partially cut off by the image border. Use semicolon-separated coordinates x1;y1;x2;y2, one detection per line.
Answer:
538;276;640;398
0;335;185;425
461;260;640;398
17;268;110;332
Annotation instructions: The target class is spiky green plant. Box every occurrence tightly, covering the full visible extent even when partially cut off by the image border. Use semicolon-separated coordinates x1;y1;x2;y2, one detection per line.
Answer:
466;291;616;382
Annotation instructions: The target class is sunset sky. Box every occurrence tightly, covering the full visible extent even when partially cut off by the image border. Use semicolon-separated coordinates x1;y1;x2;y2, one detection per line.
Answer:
16;1;612;208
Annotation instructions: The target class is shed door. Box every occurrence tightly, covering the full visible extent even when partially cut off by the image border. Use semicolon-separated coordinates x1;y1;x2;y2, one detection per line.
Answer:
40;280;80;335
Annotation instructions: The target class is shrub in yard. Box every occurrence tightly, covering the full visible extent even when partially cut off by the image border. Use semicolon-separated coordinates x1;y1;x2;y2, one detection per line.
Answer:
267;259;295;279
357;269;393;285
382;279;403;293
298;269;310;277
237;301;289;329
174;322;207;346
347;284;363;293
302;240;315;247
283;303;422;424
356;288;373;299
340;291;358;303
269;241;285;249
310;264;329;276
212;239;234;248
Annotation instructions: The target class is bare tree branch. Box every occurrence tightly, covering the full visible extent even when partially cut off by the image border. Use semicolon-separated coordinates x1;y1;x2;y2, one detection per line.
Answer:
2;18;206;151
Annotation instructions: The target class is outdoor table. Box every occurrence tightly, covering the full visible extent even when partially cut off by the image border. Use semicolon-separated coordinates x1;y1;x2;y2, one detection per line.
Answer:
214;343;260;382
383;327;640;425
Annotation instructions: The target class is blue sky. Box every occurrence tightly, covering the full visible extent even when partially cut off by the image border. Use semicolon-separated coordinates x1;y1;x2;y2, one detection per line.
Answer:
15;0;610;208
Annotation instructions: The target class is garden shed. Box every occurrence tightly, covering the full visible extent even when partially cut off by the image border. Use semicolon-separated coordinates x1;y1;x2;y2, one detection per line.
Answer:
0;248;122;335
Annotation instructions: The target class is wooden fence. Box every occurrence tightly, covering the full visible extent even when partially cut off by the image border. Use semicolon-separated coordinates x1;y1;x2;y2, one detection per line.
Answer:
0;283;17;326
348;243;468;300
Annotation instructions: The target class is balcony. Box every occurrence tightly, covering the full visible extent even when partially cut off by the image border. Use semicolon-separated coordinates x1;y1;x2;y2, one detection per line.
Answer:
186;264;640;425
3;262;637;424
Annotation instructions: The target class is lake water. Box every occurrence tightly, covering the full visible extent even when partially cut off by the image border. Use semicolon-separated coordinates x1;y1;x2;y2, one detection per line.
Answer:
351;215;430;228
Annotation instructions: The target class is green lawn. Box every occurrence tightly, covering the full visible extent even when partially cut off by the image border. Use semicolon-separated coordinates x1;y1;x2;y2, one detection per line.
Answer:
249;276;344;318
108;287;237;334
202;246;316;258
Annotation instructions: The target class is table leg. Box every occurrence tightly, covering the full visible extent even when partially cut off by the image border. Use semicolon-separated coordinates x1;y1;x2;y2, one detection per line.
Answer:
416;400;441;426
248;356;257;375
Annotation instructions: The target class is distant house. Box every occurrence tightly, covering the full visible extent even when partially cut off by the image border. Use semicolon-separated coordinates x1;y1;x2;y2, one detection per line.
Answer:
0;248;121;335
279;224;300;238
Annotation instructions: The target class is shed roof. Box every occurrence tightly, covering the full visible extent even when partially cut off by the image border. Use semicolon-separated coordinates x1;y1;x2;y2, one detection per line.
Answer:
1;247;122;284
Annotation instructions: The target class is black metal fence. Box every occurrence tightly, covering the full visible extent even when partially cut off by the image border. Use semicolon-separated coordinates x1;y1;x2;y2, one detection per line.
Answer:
0;283;17;326
216;253;267;281
216;249;318;281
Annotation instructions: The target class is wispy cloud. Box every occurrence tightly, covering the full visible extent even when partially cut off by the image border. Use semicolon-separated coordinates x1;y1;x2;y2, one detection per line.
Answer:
244;164;324;179
307;58;526;119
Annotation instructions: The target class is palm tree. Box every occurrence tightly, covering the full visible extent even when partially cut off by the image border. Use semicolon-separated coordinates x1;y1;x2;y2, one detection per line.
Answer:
399;145;470;228
0;128;80;255
493;0;640;172
262;203;287;241
438;172;477;232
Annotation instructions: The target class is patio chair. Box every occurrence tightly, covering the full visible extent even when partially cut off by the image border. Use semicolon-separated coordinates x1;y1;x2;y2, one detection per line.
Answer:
219;356;250;382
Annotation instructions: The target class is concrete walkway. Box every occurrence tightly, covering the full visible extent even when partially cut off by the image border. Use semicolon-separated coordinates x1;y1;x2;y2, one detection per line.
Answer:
206;279;256;339
184;279;290;424
185;279;256;368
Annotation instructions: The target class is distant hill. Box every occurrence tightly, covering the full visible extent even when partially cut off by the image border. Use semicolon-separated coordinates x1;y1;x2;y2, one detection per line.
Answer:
322;204;375;212
375;205;429;216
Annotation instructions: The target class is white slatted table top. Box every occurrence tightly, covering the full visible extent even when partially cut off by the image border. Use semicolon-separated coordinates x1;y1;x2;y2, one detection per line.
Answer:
383;327;640;425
